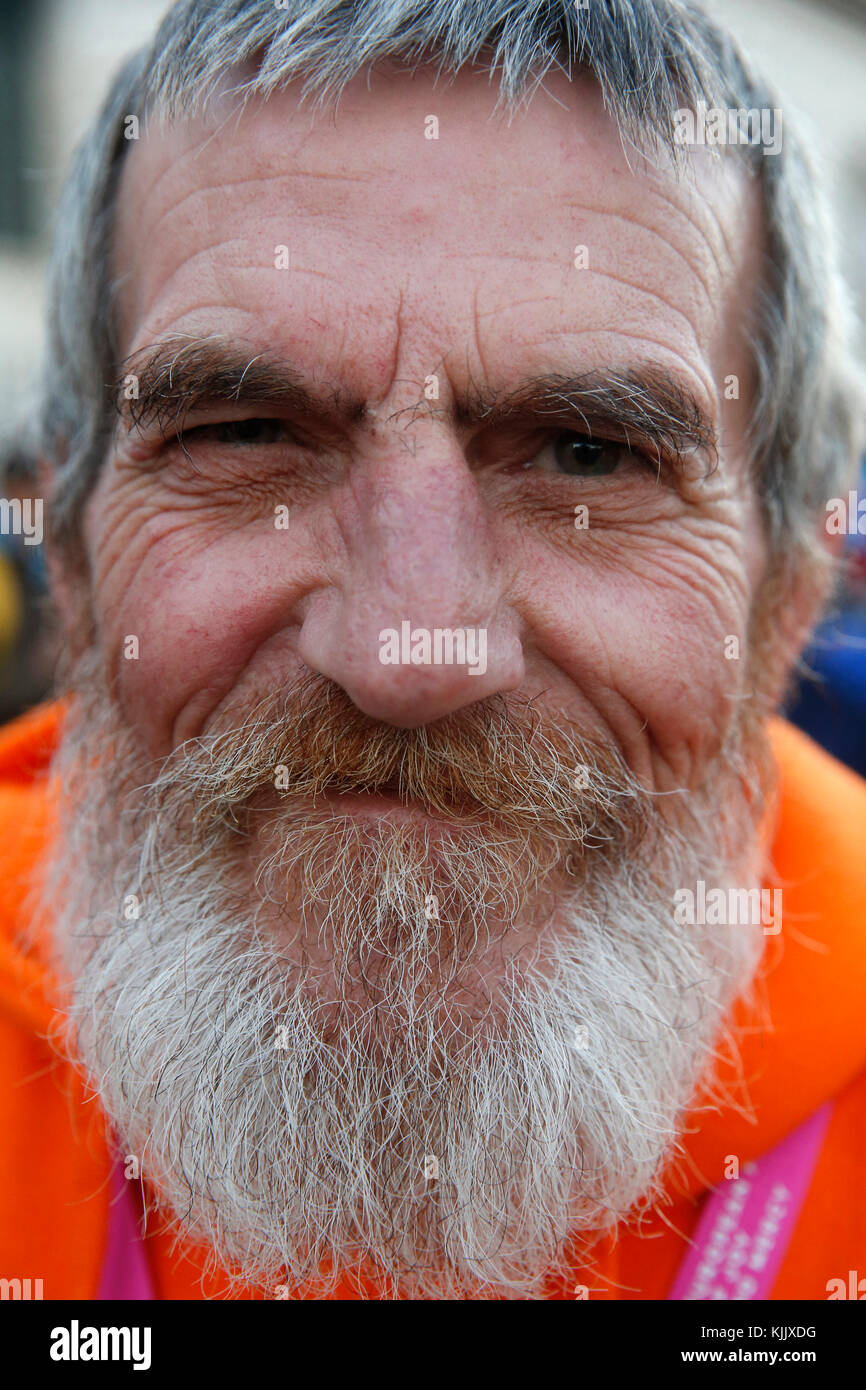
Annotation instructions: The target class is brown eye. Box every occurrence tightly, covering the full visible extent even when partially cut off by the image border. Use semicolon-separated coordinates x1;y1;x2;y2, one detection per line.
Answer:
525;431;623;478
552;433;619;476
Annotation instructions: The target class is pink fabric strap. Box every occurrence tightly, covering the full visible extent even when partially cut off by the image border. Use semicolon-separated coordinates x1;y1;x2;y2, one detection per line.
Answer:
96;1161;156;1300
668;1102;833;1300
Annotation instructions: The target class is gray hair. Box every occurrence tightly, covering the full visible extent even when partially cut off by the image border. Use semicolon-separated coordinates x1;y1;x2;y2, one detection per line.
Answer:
40;0;862;593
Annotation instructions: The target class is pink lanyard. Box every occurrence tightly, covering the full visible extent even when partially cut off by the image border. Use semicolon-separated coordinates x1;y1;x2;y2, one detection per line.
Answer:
96;1161;155;1300
668;1102;833;1300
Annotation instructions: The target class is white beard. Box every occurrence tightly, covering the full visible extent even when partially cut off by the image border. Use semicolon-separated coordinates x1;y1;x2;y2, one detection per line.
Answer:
38;667;770;1299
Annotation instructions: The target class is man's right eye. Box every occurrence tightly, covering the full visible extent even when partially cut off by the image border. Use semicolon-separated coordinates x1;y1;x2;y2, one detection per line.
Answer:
183;418;292;447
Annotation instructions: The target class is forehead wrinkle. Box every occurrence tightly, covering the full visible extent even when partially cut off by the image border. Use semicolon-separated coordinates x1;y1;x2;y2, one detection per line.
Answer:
544;132;747;274
606;149;749;282
114;141;357;319
431;175;736;332
119;175;283;280
638;163;766;392
560;191;733;316
116;168;376;346
116;127;210;247
596;207;722;317
128;105;377;225
122;81;287;207
439;222;719;324
135;165;372;249
639;161;763;313
568;266;715;345
119;103;748;315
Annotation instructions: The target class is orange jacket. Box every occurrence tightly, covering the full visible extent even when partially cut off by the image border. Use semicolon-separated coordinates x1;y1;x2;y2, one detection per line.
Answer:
0;699;864;1300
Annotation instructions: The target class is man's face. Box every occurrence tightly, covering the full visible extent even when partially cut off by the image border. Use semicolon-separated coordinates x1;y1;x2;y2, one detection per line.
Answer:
90;63;765;784
47;65;773;1298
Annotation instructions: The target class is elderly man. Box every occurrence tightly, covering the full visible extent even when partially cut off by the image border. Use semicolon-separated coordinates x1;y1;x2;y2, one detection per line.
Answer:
0;0;863;1303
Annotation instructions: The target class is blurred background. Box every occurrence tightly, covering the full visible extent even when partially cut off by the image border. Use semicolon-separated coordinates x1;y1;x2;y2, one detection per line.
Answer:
0;0;864;770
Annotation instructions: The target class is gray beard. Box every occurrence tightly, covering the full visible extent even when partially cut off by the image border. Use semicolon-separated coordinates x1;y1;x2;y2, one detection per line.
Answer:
38;670;770;1300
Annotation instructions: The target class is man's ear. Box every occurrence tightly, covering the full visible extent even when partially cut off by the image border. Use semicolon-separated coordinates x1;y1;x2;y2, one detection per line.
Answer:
36;452;94;659
806;505;849;630
753;515;845;715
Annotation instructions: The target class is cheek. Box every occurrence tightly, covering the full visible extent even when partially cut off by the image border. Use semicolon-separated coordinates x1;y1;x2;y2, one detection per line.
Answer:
94;520;313;758
516;535;752;787
601;589;743;766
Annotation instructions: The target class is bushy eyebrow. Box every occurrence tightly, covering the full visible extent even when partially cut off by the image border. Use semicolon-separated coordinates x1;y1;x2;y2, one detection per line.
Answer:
114;337;367;437
113;336;718;468
460;368;718;467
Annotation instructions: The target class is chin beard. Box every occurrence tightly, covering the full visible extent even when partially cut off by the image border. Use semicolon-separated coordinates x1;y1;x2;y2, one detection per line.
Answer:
37;661;772;1300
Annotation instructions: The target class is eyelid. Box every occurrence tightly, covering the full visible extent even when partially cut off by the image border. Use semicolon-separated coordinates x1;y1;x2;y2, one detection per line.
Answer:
181;417;294;440
519;417;658;459
115;412;297;471
140;411;312;451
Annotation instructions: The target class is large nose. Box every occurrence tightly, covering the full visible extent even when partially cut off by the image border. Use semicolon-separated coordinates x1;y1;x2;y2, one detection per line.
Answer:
297;437;524;727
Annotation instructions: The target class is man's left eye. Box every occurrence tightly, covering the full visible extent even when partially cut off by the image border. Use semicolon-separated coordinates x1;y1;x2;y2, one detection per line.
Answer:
525;431;623;477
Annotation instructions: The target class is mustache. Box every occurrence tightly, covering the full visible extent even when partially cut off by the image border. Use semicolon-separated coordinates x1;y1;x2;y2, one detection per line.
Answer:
137;673;654;855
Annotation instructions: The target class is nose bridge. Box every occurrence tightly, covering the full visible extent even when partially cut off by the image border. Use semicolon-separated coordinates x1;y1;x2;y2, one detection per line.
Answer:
297;433;524;726
364;449;490;620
